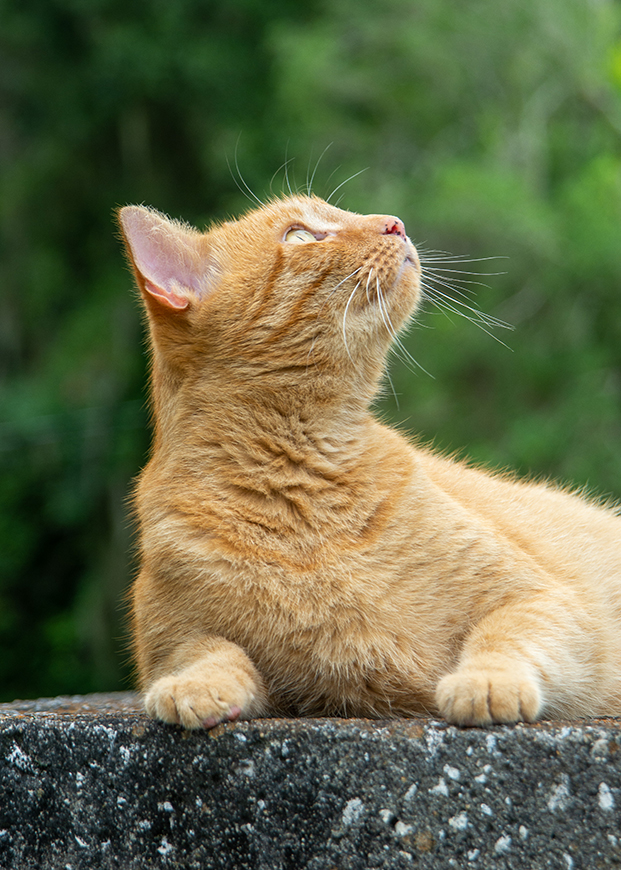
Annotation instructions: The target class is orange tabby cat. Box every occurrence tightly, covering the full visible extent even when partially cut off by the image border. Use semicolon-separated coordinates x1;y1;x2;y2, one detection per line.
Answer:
119;194;621;729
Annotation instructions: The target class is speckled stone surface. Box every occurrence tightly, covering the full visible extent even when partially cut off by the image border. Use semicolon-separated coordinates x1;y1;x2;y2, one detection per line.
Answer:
1;694;621;869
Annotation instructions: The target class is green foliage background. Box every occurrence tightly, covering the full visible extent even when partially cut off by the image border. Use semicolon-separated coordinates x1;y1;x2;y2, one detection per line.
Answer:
1;0;620;700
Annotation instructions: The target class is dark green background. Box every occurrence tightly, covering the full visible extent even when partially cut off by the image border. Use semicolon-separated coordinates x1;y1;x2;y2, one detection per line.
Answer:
1;0;620;700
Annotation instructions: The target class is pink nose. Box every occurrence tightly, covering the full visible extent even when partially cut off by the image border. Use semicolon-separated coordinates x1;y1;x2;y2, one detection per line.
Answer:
383;217;407;239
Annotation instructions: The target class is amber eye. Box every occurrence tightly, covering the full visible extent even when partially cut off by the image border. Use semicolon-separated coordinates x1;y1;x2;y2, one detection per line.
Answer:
284;227;317;244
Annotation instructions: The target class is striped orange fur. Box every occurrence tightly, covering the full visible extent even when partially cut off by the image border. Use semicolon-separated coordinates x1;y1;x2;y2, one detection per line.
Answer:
119;194;621;728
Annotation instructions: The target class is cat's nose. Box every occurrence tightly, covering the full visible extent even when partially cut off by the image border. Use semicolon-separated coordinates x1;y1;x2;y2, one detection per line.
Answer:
382;217;407;239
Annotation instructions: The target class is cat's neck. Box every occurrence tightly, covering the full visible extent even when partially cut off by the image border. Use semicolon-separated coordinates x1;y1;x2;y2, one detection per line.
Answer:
149;351;380;459
143;360;408;547
149;377;384;491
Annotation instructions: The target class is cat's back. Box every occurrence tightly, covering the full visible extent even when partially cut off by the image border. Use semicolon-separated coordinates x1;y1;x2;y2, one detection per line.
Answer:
417;446;621;594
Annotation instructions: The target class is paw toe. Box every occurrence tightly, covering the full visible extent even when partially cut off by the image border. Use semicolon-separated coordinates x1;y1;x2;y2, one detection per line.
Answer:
436;665;542;726
144;670;259;730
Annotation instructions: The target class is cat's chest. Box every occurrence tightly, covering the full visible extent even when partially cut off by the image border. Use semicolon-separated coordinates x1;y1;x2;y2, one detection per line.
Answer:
206;457;411;568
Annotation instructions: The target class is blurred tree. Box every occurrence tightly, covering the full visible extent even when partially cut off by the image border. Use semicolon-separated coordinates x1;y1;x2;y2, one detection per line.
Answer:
0;0;322;699
271;0;621;482
0;0;619;699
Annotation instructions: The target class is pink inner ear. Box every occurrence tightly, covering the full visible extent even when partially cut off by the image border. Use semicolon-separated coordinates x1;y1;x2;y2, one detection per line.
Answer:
143;279;190;311
120;206;207;310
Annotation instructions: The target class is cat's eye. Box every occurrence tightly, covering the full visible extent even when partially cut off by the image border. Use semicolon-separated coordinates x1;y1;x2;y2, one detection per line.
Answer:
284;227;317;244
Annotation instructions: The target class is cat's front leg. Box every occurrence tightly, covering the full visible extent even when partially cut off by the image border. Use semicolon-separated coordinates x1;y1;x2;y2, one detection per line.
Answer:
434;592;598;726
143;637;268;729
435;652;542;725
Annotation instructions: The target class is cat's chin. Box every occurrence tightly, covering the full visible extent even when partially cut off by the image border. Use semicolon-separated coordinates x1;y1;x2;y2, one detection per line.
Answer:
390;257;421;316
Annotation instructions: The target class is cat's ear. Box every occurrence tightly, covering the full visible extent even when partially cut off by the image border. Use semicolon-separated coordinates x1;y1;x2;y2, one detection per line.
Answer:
118;206;214;311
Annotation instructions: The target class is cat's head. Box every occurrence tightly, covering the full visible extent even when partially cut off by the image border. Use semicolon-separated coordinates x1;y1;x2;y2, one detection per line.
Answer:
119;195;421;407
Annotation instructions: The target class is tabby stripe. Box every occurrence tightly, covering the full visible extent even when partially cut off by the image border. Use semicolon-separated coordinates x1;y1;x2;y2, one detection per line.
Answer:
264;266;336;345
252;250;284;319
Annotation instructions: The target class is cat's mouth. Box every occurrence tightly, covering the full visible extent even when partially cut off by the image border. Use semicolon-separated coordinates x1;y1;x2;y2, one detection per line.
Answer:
385;245;421;307
401;244;421;278
362;246;421;313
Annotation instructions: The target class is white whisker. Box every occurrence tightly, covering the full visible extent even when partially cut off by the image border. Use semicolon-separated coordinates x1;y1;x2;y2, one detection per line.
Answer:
227;141;264;206
270;158;296;195
421;273;488;300
365;269;374;305
318;267;363;312
418;248;508;266
305;335;318;372
421;276;511;331
383;367;401;410
376;278;433;377
421;283;512;348
423;267;507;280
306;144;333;197
283;144;295;196
326;168;368;204
342;281;362;362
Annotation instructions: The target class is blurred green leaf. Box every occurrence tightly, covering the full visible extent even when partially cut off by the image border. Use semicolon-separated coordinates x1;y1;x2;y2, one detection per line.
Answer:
1;0;620;700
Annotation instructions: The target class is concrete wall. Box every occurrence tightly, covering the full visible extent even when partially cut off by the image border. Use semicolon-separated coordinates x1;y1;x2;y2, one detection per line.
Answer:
1;693;620;869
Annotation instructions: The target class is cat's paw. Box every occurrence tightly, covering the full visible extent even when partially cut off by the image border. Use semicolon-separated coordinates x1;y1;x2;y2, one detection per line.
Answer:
144;664;262;730
435;662;542;726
